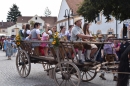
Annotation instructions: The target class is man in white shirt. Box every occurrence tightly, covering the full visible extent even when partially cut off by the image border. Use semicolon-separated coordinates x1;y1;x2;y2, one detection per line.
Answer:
71;17;92;64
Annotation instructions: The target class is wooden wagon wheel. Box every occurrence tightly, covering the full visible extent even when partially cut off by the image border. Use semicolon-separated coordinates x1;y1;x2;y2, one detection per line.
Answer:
80;66;97;82
16;50;31;78
54;61;81;86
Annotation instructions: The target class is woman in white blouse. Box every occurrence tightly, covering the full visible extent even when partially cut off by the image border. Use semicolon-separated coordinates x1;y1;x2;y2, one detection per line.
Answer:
22;24;31;40
30;22;41;55
83;23;98;61
59;26;67;41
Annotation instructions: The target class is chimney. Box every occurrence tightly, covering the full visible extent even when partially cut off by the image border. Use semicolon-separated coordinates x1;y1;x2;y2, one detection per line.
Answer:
2;20;3;26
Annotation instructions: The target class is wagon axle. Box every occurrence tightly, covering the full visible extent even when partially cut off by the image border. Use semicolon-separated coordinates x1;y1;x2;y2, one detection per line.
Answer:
62;73;71;80
19;61;28;66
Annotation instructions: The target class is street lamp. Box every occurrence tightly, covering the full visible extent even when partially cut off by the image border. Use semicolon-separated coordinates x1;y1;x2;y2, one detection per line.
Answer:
64;9;73;29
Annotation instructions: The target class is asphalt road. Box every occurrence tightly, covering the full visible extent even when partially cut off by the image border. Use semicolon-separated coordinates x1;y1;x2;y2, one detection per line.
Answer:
0;50;127;86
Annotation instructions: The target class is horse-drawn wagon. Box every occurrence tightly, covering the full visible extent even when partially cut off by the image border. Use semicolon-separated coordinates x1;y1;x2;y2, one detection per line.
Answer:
16;40;126;86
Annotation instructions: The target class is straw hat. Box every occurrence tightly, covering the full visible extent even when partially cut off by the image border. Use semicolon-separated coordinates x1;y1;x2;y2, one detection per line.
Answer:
74;17;82;23
98;34;103;38
107;34;114;38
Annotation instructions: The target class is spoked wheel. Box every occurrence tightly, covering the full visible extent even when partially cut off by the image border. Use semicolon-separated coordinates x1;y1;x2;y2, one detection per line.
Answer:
16;50;31;78
54;61;81;86
80;66;97;82
42;62;52;70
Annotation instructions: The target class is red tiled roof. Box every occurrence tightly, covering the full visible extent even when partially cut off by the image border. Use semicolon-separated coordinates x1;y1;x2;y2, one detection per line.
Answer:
66;0;84;15
17;16;32;23
41;17;57;27
17;16;57;27
0;22;15;28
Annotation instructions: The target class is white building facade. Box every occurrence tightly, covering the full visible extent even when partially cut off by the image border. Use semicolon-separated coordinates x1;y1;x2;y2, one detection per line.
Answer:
57;0;125;38
6;15;45;36
7;15;57;36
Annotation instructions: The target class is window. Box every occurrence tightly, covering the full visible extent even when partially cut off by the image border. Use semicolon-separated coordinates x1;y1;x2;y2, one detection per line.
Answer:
35;17;37;20
96;13;102;22
97;14;100;21
96;30;102;34
2;30;5;32
107;28;114;35
12;29;14;32
97;33;100;35
108;32;112;34
123;24;128;38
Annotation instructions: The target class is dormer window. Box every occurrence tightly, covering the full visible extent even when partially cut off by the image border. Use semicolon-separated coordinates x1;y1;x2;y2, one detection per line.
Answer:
12;29;14;32
108;32;112;34
107;28;114;34
96;30;102;34
2;30;5;32
35;17;37;20
97;13;101;21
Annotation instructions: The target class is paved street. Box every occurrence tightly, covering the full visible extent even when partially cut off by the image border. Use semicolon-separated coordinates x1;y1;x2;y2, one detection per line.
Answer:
0;50;127;86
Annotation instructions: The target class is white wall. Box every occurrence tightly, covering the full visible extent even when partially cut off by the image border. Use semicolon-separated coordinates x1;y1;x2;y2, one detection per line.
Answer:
57;16;84;32
17;23;28;28
28;15;44;29
57;0;123;38
89;16;123;38
7;24;21;36
58;0;70;21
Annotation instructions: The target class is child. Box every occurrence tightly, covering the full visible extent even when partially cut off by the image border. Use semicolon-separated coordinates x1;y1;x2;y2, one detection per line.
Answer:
12;42;17;57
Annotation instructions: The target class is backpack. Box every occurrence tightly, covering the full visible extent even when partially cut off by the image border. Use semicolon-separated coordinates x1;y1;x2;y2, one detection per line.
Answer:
19;30;24;38
23;31;29;38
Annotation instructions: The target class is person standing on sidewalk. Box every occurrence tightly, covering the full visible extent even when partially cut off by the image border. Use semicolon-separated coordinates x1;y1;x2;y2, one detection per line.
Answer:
100;35;118;81
6;37;13;60
3;37;7;52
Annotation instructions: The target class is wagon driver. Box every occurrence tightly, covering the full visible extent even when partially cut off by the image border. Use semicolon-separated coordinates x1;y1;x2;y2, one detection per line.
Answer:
71;17;93;64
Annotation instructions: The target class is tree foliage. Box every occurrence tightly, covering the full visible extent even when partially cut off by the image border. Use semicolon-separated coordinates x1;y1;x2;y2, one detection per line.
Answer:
7;4;22;23
44;7;51;17
30;20;35;28
77;0;130;22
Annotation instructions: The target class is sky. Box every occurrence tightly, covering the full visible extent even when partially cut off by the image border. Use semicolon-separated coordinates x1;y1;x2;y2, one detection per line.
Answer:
0;0;62;22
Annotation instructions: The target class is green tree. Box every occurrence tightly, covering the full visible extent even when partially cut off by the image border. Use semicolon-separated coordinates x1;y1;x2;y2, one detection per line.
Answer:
77;0;130;22
7;4;22;23
44;7;51;17
30;21;35;29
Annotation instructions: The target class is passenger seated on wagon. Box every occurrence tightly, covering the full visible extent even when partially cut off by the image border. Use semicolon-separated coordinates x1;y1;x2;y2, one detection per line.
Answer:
19;25;26;41
83;23;98;60
47;26;58;41
71;17;93;64
59;26;67;41
40;24;50;56
29;22;42;55
22;24;31;40
58;26;74;59
46;26;58;57
65;25;73;41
